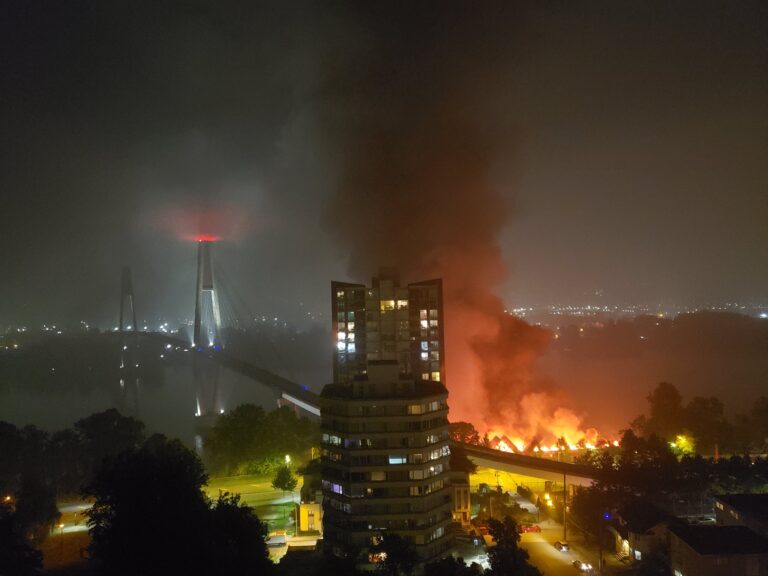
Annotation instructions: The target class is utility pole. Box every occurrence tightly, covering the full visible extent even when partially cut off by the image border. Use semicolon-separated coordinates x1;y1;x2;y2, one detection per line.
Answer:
563;472;567;542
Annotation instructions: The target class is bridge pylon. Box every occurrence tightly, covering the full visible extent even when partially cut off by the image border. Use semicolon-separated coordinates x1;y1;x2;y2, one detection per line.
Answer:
192;239;223;418
118;266;140;416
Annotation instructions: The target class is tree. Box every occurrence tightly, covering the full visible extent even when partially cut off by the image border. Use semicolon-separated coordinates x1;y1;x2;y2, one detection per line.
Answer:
272;463;298;532
371;533;418;576
205;404;319;475
272;464;298;493
208;492;274;576
12;474;60;544
632;382;684;441
0;501;42;576
487;516;542;576
684;396;731;454
74;408;145;484
85;435;275;576
85;434;212;576
449;422;481;445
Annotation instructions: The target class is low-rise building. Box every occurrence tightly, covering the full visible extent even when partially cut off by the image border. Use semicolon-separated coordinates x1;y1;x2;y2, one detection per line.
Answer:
668;524;768;576
296;501;322;534
714;494;768;538
609;499;671;563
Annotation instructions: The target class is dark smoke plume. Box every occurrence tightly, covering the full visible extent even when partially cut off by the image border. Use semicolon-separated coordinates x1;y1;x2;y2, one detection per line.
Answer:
288;5;590;442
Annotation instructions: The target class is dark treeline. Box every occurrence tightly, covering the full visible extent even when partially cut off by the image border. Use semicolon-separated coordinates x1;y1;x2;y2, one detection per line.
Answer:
0;404;320;575
572;429;768;553
571;386;768;570
0;409;145;575
203;404;319;476
630;381;768;454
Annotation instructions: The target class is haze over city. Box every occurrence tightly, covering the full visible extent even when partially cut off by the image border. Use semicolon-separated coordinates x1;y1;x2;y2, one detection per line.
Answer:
1;2;767;575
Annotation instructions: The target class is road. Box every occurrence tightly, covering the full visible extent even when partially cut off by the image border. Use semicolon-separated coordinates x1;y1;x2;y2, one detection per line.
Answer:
205;474;301;533
521;519;592;575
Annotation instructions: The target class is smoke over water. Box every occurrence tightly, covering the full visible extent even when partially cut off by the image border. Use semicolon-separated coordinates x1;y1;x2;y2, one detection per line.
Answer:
290;6;596;447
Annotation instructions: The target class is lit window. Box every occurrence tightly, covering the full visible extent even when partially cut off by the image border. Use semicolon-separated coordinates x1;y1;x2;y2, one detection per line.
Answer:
421;341;428;351
431;371;441;381
347;311;355;320
420;320;429;329
347;343;356;353
348;333;355;342
397;300;409;309
388;455;406;465
421;373;430;380
370;471;385;481
421;352;428;361
336;290;345;298
429;320;438;327
347;322;355;331
380;300;395;311
420;309;428;319
429;309;438;319
337;331;346;340
430;351;440;361
337;342;346;351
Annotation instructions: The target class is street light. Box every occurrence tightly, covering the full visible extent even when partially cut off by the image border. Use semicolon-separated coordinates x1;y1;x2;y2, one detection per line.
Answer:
285;454;291;464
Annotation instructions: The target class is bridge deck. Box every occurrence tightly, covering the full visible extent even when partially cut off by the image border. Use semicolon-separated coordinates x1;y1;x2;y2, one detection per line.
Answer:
459;442;597;486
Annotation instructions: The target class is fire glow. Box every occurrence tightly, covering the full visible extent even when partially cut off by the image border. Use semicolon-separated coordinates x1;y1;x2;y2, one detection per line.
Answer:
488;432;621;455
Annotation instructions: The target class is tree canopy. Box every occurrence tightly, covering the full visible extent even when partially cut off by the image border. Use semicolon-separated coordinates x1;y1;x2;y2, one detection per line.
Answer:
204;405;318;475
487;516;542;576
272;464;298;493
84;434;273;576
371;533;418;576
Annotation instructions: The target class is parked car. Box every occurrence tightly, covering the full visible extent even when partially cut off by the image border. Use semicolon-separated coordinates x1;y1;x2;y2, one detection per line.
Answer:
518;523;542;533
554;541;570;551
572;560;593;572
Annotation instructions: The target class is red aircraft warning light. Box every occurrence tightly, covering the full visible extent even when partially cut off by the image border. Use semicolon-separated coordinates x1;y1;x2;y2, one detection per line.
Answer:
194;234;221;242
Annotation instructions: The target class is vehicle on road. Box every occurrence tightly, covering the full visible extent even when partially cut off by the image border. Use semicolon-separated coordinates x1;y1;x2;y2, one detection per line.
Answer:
518;523;542;533
554;541;570;551
267;534;287;547
572;560;593;572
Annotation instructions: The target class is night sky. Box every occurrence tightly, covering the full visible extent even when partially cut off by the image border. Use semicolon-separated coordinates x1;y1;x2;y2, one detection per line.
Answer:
2;1;766;328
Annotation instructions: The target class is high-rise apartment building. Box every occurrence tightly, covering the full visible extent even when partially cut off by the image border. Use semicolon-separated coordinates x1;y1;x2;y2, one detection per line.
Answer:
322;271;453;567
321;363;453;565
332;270;444;386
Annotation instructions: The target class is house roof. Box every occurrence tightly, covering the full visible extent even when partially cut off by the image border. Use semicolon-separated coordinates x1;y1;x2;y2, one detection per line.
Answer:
669;524;768;555
619;499;671;533
716;494;768;522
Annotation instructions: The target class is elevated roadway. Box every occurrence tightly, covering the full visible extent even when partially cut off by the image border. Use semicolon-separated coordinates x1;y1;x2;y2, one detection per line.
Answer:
458;442;597;487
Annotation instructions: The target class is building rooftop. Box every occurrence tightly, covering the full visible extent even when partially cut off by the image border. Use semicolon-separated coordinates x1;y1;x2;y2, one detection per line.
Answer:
716;494;768;522
669;524;768;555
619;499;671;533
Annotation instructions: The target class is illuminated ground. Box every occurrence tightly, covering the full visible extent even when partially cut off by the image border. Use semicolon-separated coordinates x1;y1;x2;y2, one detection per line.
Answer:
41;475;303;570
471;466;556;498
